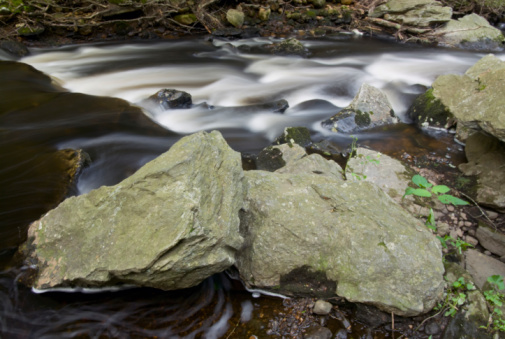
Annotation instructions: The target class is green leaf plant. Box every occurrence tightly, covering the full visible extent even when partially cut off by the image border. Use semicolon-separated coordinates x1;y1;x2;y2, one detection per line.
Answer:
481;275;505;333
403;174;469;206
435;276;475;317
402;174;473;254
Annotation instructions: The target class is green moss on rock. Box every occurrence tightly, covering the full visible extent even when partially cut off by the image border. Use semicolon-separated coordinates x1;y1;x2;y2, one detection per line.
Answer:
407;88;454;128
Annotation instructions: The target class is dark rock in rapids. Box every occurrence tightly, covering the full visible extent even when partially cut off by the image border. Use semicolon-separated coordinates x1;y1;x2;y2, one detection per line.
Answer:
0;40;30;57
146;89;193;110
274;126;312;147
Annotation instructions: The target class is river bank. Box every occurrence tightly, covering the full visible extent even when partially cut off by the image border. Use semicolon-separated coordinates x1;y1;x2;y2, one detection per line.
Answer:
1;0;504;51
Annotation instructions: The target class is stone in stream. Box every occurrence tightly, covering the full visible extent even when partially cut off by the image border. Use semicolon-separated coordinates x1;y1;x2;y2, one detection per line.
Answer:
21;131;246;291
322;83;398;133
236;152;444;317
408;54;505;143
145;88;193;110
435;14;505;51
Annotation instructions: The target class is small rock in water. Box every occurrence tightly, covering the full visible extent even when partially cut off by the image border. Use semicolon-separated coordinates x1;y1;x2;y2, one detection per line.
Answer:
313;300;332;315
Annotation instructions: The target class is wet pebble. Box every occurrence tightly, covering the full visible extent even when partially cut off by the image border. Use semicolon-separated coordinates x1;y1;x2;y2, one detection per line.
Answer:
313;300;332;315
446;205;455;212
464;221;472;227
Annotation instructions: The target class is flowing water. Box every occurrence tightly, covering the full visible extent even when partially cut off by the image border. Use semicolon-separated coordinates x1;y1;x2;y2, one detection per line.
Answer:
1;35;504;338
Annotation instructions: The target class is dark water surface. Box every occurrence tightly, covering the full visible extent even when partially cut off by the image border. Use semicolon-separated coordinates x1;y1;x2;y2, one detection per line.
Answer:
1;36;503;338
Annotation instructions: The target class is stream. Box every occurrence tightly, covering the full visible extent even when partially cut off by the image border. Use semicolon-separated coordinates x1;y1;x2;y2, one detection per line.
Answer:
1;35;504;338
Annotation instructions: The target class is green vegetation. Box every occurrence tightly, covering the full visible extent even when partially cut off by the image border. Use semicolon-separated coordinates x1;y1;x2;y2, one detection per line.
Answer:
435;276;475;317
403;174;473;254
403;174;469;206
481;275;505;333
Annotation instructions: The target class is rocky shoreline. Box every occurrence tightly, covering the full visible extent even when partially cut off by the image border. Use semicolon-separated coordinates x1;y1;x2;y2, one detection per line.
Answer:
0;0;504;53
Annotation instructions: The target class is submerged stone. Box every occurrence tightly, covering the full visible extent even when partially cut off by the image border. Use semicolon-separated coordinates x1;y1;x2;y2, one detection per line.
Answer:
22;131;245;291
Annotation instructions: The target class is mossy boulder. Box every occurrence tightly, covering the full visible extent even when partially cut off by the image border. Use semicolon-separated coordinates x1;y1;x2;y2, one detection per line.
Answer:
22;131;246;291
237;153;444;316
322;83;398;133
274;126;312;147
408;54;505;144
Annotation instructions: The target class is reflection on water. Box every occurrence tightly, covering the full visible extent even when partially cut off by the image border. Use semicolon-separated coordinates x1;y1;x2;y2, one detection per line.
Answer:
1;36;503;338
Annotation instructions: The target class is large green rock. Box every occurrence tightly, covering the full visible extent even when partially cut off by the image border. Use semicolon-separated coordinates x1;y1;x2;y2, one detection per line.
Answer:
435;14;505;50
408;54;505;143
23;131;245;290
370;0;452;27
237;154;444;316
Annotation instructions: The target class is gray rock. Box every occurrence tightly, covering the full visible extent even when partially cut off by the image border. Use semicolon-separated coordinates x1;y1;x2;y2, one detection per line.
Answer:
322;84;397;133
345;147;413;204
22;131;245;291
408;54;505;144
476;224;505;257
459;132;505;212
237;164;444;316
435;14;505;51
370;0;452;28
276;153;343;179
313;300;333;315
465;249;505;289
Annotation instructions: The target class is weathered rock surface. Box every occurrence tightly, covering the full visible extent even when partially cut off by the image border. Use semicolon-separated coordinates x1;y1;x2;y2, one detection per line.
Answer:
370;0;452;28
435;14;505;51
459;131;505;212
23;131;245;290
345;147;413;203
465;249;505;289
256;143;307;172
408;54;505;143
476;224;505;257
322;83;398;133
237;154;444;316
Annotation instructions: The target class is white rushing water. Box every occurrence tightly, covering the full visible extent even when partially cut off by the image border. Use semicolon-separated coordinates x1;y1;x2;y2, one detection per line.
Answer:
21;37;503;140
